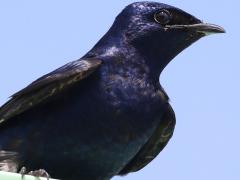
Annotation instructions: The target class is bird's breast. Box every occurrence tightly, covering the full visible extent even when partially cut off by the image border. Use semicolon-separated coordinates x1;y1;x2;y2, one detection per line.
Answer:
96;71;169;135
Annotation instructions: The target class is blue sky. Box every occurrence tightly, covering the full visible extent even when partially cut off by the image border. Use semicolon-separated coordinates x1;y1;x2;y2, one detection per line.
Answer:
0;0;238;180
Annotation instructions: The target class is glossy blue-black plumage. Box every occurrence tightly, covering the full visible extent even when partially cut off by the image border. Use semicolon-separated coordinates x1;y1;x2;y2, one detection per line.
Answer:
0;1;223;180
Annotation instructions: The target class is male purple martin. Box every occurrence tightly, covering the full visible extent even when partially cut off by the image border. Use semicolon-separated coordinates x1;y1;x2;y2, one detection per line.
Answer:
0;1;224;180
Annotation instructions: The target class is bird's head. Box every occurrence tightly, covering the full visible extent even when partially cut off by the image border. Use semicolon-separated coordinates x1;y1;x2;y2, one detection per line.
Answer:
115;2;225;72
116;2;225;39
88;1;225;77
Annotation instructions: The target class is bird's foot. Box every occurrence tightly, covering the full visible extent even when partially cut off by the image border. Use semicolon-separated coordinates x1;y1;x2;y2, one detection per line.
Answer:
28;169;50;179
19;166;50;180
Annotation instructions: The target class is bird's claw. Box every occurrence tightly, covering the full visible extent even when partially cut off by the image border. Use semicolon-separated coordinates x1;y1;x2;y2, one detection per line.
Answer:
19;166;27;178
19;167;50;180
28;169;50;179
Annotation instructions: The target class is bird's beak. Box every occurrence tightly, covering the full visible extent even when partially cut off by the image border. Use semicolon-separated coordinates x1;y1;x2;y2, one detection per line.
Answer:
166;23;226;35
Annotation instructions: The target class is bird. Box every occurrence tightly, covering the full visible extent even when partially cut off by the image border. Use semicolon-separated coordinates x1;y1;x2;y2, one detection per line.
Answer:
0;1;225;180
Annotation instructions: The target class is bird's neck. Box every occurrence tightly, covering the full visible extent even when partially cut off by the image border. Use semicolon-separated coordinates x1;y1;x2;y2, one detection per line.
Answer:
84;30;177;83
84;27;124;58
130;35;181;77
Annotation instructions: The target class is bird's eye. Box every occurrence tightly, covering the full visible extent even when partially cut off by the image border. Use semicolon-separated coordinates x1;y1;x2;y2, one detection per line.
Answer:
154;10;171;25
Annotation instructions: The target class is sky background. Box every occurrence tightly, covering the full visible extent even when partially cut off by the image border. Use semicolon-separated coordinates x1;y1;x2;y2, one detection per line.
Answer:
0;0;238;180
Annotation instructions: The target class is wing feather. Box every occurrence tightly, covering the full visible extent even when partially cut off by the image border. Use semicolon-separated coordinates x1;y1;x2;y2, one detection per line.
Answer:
119;103;176;175
0;59;102;124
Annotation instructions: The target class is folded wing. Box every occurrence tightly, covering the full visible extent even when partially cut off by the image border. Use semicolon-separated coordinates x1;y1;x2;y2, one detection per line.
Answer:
0;59;102;124
119;103;176;174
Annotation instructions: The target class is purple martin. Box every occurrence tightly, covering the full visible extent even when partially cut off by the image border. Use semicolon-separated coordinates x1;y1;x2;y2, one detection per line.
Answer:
0;1;225;180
